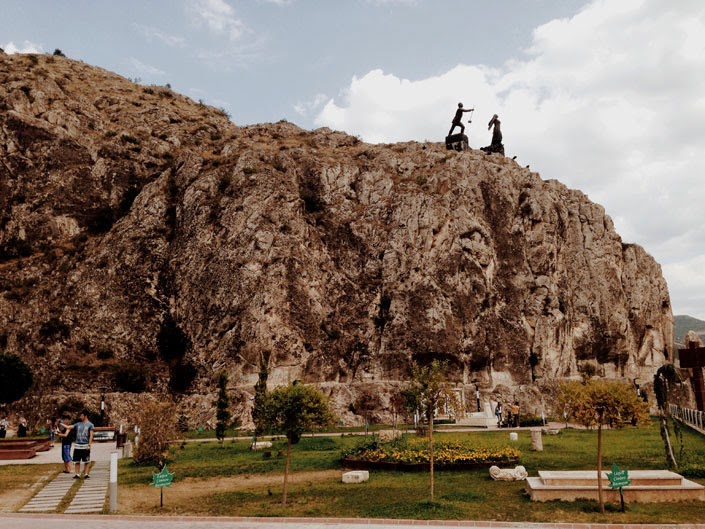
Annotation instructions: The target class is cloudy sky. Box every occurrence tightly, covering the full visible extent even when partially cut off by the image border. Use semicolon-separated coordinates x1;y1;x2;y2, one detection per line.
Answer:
2;0;704;320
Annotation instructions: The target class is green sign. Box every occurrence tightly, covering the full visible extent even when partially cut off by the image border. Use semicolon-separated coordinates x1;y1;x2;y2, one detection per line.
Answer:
607;463;631;489
151;465;175;488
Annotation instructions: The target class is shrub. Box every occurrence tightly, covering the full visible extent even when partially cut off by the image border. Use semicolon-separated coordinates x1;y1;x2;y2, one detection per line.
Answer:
120;134;139;145
133;401;177;465
342;437;520;466
53;49;65;57
681;463;705;479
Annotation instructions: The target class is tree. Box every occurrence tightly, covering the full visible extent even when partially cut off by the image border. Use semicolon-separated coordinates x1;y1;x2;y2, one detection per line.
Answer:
654;364;680;469
0;353;33;404
406;360;460;502
133;401;177;465
558;379;649;513
251;352;269;443
215;371;231;447
263;381;334;505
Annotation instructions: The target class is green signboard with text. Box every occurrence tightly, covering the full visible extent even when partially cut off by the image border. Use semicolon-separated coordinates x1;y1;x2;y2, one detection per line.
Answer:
607;463;631;489
151;465;174;488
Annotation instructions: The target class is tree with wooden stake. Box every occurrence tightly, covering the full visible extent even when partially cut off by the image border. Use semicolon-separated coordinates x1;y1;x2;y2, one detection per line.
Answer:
263;381;334;505
557;379;649;514
406;360;461;502
654;364;680;469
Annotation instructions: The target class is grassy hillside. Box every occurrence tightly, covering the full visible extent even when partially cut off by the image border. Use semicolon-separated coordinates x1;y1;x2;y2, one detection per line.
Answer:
674;314;705;346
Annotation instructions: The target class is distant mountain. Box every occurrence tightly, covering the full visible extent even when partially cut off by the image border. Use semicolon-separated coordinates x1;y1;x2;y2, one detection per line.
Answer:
674;315;705;346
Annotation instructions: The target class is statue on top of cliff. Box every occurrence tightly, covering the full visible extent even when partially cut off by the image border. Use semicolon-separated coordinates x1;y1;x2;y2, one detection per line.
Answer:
448;102;474;136
481;113;505;156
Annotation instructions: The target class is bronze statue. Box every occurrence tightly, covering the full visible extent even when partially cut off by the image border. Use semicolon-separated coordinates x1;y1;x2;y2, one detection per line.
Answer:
448;102;474;136
481;113;505;155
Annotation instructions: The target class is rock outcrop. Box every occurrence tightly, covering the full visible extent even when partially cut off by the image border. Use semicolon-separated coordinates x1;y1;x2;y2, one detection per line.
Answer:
0;52;673;426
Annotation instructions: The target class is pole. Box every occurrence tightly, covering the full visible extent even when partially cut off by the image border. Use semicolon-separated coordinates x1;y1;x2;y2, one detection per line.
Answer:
109;451;118;513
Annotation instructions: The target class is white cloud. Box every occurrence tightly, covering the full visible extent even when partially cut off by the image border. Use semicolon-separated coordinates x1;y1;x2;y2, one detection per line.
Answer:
665;256;705;321
2;40;43;54
314;0;705;317
256;0;294;5
366;0;418;5
294;93;329;117
133;24;186;48
187;0;248;41
129;57;166;77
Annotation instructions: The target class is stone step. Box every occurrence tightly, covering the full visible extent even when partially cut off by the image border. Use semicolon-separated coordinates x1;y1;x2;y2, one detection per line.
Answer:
527;470;705;503
538;470;684;486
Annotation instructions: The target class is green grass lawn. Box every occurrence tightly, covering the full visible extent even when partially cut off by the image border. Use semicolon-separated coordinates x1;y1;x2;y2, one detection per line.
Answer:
118;419;705;523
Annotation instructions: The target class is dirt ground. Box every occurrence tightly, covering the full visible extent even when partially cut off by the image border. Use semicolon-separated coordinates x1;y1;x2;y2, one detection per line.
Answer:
118;469;340;514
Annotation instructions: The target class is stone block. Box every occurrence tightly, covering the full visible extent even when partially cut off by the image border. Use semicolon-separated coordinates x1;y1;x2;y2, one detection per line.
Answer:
342;470;369;483
509;432;518;442
445;133;469;151
250;441;273;450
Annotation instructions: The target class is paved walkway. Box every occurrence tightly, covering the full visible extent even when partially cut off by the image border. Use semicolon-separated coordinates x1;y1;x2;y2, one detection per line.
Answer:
65;461;110;514
18;470;76;513
5;443;119;514
0;441;121;466
18;460;110;514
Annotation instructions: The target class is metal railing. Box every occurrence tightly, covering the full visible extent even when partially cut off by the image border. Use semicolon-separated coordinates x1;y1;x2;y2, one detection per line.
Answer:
669;404;705;434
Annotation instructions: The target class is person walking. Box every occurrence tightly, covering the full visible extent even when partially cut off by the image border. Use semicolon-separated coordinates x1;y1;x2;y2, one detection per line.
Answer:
55;413;74;474
494;402;503;427
64;410;94;479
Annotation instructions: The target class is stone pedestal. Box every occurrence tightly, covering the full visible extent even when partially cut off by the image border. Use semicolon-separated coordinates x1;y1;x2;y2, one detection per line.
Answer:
342;470;369;483
527;470;705;502
445;133;469;151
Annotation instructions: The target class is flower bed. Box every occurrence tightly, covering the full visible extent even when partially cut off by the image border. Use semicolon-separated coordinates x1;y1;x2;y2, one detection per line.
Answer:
341;437;520;471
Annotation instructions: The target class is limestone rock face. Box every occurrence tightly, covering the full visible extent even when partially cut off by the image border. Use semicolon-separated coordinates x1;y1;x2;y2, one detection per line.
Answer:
0;53;673;426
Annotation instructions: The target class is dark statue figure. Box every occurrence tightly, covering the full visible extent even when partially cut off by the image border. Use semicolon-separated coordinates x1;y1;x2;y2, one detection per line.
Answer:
481;113;505;156
448;102;474;136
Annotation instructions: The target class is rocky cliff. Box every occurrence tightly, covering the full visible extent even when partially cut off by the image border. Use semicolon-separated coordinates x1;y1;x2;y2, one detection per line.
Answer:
0;52;673;426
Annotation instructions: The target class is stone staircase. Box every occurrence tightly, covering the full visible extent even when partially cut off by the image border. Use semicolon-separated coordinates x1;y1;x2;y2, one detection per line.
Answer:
526;469;705;503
